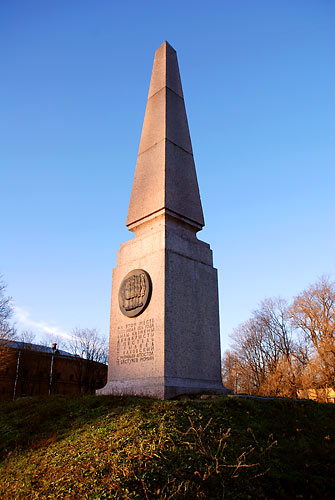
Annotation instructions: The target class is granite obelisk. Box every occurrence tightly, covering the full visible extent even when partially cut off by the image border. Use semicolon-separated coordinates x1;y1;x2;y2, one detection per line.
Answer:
98;41;228;399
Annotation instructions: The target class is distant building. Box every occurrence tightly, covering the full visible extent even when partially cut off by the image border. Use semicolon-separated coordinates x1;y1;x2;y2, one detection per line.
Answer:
0;341;107;401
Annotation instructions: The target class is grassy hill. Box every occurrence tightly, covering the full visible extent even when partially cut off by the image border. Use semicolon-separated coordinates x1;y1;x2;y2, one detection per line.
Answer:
0;394;334;499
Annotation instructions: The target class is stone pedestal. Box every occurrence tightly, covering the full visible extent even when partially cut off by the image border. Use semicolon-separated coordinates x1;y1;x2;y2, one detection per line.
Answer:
98;215;227;399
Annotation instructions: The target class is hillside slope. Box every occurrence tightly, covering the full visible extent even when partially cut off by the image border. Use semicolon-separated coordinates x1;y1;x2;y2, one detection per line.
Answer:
0;394;334;499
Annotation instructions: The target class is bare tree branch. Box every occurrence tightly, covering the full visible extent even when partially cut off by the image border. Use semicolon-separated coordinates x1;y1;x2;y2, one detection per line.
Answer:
67;328;108;364
0;275;16;344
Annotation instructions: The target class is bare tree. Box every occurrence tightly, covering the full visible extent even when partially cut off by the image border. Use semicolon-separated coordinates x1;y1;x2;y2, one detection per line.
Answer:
221;350;240;393
0;275;16;344
17;330;36;344
290;276;335;388
67;328;108;364
40;334;67;351
231;317;268;394
223;277;335;399
66;328;108;394
225;297;306;397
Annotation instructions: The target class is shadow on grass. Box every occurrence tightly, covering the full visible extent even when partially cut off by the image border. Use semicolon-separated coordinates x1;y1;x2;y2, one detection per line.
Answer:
0;394;153;461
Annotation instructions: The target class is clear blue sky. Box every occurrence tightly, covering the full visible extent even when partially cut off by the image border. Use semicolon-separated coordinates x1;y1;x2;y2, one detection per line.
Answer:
1;0;334;352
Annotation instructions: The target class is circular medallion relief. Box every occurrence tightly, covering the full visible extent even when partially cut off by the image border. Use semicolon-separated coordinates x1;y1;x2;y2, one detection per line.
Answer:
118;269;152;317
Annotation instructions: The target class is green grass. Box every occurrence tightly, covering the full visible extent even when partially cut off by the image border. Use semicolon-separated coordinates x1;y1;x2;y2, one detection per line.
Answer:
0;394;334;499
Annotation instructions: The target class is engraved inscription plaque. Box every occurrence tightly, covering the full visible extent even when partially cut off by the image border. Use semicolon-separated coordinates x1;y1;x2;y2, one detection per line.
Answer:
116;318;155;365
118;269;152;317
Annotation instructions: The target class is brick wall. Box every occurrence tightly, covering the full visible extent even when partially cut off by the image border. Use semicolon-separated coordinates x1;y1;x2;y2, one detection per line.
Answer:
0;344;107;401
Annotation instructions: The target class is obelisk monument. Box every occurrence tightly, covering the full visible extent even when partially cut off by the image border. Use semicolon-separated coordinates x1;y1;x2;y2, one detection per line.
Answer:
98;41;228;399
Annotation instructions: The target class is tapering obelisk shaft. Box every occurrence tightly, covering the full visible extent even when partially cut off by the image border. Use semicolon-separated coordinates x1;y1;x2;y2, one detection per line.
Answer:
127;41;204;231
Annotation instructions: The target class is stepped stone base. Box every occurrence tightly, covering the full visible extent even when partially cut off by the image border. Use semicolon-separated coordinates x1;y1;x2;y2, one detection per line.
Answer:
97;377;231;400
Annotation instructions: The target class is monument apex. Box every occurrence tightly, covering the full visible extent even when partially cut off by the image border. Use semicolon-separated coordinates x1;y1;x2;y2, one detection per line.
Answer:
97;42;229;399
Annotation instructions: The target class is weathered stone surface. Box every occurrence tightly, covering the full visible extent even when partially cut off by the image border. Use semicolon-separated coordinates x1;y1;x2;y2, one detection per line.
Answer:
97;42;229;400
138;88;192;156
126;139;204;230
164;141;203;227
98;219;166;397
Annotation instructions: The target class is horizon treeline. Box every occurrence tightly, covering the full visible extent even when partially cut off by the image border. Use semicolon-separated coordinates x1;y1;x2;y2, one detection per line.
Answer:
222;276;335;401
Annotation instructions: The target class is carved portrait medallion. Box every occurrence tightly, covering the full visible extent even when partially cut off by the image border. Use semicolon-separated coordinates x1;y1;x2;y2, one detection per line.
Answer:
118;269;152;317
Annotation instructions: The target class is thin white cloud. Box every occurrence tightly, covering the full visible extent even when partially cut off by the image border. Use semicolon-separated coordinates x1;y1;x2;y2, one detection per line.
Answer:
14;306;72;341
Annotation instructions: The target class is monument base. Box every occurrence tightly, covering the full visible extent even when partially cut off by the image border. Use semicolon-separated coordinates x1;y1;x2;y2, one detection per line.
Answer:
97;377;231;400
